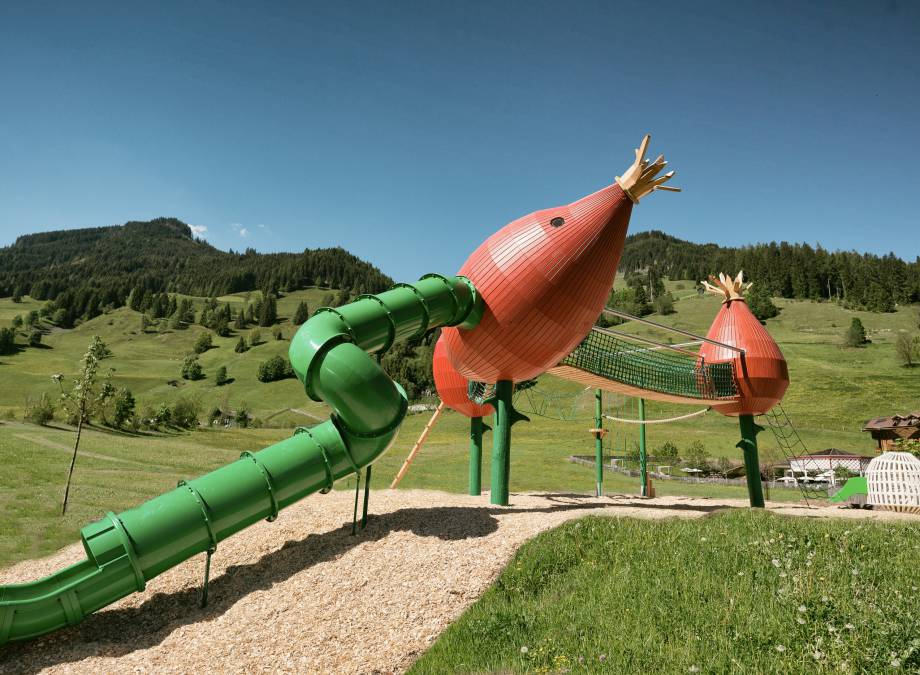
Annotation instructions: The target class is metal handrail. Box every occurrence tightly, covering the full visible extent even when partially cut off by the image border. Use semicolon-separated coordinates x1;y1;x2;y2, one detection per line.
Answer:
602;306;745;355
593;326;703;359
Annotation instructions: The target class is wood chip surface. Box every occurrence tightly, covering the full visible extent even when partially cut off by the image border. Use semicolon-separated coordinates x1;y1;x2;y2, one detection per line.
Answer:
0;490;913;674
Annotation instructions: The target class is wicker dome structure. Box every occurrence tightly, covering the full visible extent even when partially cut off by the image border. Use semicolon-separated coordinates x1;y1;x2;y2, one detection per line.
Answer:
866;452;920;513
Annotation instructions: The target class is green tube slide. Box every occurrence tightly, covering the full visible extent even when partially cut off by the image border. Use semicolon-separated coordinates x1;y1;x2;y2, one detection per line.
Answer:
0;274;482;645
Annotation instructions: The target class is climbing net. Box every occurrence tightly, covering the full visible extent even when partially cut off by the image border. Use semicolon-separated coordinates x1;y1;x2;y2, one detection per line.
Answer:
559;327;738;401
468;379;537;405
761;404;824;504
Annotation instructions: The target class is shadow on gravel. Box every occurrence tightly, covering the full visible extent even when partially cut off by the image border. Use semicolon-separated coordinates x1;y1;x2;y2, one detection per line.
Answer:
2;500;624;672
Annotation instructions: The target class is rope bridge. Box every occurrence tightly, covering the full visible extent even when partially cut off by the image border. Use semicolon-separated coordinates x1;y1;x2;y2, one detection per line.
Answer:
547;326;739;404
468;308;742;406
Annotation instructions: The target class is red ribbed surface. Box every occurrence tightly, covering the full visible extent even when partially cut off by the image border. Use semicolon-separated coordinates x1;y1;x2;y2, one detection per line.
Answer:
443;183;633;382
433;336;493;418
698;299;789;416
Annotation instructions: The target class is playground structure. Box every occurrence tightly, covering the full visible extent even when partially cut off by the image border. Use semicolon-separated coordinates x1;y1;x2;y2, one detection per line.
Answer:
865;452;920;513
0;135;798;645
829;452;920;512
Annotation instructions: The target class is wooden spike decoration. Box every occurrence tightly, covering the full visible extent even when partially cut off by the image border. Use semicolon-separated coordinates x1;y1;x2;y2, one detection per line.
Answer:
701;271;753;303
615;134;681;203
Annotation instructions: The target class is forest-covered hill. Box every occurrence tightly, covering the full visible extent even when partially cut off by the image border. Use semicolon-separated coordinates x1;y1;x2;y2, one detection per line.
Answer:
619;231;920;312
0;218;393;326
3;220;919;326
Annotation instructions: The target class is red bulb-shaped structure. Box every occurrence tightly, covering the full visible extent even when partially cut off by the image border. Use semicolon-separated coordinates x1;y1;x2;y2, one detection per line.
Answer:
698;276;789;416
432;336;493;418
443;183;633;382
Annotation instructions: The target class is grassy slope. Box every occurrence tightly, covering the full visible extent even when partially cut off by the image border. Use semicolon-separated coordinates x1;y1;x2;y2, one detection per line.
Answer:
410;511;920;674
0;290;337;423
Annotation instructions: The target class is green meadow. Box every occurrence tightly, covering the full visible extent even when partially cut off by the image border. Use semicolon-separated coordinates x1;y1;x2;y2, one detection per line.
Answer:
410;511;920;674
1;285;918;568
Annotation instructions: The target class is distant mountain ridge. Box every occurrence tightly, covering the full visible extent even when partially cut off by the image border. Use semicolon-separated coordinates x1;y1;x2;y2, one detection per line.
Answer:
0;218;393;325
619;231;920;311
2;221;918;326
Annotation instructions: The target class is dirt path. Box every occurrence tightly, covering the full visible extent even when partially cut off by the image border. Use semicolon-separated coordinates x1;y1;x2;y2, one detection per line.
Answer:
0;490;914;674
12;432;152;468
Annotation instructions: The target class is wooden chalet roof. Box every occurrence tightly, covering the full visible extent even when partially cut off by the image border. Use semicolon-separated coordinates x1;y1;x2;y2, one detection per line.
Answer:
862;412;920;432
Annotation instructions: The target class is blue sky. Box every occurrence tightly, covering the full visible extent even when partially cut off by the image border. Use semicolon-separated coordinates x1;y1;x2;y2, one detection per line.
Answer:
1;1;917;282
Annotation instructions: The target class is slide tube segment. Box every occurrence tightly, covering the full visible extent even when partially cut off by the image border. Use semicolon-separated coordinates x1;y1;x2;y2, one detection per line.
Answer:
0;274;481;645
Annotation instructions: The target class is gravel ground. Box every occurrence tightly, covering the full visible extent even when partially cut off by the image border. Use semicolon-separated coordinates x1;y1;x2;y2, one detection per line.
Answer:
0;490;914;674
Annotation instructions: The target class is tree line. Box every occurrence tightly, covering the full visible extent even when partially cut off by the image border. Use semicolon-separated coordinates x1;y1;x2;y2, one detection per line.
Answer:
0;218;393;326
619;231;920;312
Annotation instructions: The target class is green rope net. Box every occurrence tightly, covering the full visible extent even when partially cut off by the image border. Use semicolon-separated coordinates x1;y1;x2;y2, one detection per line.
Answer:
558;328;737;400
468;379;537;405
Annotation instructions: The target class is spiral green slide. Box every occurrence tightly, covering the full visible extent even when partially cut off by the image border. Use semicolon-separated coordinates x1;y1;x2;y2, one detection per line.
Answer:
0;274;482;645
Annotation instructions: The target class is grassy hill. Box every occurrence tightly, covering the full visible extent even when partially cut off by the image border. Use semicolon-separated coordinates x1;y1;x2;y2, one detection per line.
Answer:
0;288;339;425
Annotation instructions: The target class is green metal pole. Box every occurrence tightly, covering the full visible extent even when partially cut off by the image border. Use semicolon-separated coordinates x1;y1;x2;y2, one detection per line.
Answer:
360;465;371;529
490;380;515;506
738;414;766;508
469;416;485;496
639;398;648;497
594;389;603;497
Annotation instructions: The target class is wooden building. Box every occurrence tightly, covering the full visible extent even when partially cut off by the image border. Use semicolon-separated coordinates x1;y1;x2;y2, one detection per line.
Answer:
862;412;920;451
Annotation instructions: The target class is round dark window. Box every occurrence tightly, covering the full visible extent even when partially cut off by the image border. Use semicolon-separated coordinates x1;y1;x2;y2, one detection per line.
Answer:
550;216;565;228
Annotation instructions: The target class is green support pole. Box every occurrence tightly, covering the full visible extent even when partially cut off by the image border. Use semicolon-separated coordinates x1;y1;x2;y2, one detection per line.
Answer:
639;398;648;497
488;380;527;506
594;389;603;497
469;416;486;496
738;414;766;508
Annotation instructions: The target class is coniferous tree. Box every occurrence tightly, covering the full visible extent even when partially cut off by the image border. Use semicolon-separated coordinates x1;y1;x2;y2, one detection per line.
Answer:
746;283;779;321
193;332;213;354
0;327;15;355
844;318;868;347
293;300;309;325
258;294;277;327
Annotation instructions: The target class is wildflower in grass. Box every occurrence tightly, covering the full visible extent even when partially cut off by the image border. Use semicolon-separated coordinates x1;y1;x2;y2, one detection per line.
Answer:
771;558;781;568
599;654;606;662
689;667;700;673
798;605;807;613
891;658;901;668
813;650;824;660
845;623;855;630
520;646;528;654
797;617;806;625
775;645;786;653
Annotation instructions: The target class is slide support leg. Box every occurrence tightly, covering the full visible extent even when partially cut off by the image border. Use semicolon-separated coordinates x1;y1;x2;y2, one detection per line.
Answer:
738;414;766;508
199;548;214;609
361;465;372;529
